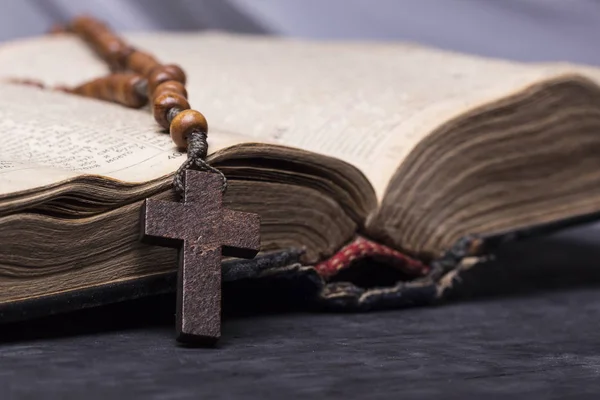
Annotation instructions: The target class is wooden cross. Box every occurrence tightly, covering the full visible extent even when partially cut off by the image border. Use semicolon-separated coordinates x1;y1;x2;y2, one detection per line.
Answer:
140;170;260;344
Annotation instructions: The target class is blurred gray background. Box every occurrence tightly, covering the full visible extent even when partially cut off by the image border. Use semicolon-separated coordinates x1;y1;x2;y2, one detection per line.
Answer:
1;0;600;66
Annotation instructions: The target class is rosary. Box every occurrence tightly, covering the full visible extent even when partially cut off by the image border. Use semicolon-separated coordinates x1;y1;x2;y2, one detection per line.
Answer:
41;16;261;345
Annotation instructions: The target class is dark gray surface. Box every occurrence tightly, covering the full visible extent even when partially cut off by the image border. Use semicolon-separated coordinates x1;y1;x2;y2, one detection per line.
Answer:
2;288;600;399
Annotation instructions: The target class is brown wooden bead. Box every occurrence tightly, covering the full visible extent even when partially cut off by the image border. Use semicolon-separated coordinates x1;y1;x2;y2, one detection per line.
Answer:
98;75;114;100
127;51;160;77
153;93;190;129
72;77;103;99
111;74;148;108
70;73;147;108
147;64;187;96
96;33;130;69
80;77;108;100
161;64;186;85
153;80;188;100
71;16;102;38
169;109;208;149
71;16;109;44
71;16;130;70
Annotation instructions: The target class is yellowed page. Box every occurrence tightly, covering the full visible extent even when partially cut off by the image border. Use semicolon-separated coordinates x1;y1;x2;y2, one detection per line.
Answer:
0;33;597;198
0;83;246;195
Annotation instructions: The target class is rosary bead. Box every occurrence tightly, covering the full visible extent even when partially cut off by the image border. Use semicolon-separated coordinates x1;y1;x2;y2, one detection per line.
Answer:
71;16;102;38
112;74;148;108
147;64;187;96
52;16;211;153
127;51;160;77
70;74;147;108
153;80;188;100
97;34;130;70
170;109;208;149
161;64;186;85
153;92;190;129
72;77;103;99
98;75;114;100
71;16;130;70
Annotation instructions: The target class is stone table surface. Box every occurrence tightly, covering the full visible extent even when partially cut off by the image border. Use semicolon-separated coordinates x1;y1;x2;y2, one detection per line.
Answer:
1;287;600;399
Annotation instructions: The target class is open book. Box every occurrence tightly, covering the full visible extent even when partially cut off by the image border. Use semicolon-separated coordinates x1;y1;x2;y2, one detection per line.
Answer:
2;31;600;317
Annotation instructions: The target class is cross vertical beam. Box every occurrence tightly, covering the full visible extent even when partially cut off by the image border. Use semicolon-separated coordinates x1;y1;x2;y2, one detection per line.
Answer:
140;170;260;344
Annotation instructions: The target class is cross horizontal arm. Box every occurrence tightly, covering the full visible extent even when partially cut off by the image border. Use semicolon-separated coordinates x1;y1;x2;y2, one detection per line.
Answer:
221;209;260;258
141;199;187;246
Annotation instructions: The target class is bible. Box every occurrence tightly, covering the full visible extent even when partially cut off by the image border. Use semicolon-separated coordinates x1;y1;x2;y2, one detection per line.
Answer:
2;31;600;320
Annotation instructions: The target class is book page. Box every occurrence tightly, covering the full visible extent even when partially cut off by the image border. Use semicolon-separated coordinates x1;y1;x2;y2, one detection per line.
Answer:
0;84;247;195
0;33;597;198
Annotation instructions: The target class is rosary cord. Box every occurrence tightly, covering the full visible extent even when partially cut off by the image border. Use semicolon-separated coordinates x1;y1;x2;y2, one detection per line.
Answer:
173;131;228;195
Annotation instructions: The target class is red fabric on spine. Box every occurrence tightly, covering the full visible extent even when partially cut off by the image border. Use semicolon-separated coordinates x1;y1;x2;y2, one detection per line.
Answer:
315;236;430;279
